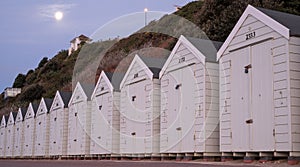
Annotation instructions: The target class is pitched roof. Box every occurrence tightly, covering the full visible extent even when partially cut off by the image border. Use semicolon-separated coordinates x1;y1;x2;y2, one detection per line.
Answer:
81;83;95;101
5;115;9;124
257;7;300;36
44;98;53;112
139;56;167;78
105;72;125;91
59;91;72;108
70;34;91;43
20;108;27;120
185;37;223;62
12;112;17;121
32;103;39;115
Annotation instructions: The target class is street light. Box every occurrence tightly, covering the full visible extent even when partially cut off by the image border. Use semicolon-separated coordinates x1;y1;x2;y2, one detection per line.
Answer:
144;8;148;26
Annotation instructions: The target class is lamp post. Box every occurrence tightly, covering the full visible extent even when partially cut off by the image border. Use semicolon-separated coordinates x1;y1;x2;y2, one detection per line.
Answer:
144;8;148;26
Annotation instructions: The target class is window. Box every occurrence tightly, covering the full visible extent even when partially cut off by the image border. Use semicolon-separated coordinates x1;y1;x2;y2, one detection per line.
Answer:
101;87;104;91
56;103;59;106
132;96;136;102
76;96;80;99
74;139;77;142
134;73;139;78
53;141;56;144
99;105;102;110
27;125;30;128
39;122;42;125
54;117;57;121
17;128;19;131
75;113;77;117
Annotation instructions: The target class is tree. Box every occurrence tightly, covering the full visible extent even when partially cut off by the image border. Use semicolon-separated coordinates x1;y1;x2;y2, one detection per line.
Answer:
38;57;48;68
12;73;26;88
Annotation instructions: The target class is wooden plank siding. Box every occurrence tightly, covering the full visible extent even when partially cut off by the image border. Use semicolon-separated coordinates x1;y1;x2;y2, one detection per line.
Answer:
289;37;300;152
219;13;295;152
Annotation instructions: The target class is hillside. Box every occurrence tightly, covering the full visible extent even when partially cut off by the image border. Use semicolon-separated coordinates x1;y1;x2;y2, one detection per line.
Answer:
0;0;299;116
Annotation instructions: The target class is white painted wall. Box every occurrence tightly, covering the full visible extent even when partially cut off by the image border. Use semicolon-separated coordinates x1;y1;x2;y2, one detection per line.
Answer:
49;95;65;156
120;57;160;155
22;104;36;157
0;116;6;157
5;113;15;157
160;38;220;154
13;109;24;157
68;83;92;156
219;9;300;153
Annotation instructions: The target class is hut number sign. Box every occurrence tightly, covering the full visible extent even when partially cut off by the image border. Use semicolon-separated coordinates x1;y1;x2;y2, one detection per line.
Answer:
246;31;256;40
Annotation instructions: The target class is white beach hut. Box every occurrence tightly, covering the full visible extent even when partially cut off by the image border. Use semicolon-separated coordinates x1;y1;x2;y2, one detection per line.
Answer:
22;103;38;157
90;71;124;158
119;55;166;158
34;98;53;157
49;91;72;158
13;108;26;158
0;115;7;157
5;112;17;157
159;35;222;159
218;5;300;159
67;82;94;157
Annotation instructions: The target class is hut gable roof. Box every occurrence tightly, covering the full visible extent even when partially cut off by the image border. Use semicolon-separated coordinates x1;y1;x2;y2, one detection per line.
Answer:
217;5;300;60
120;55;166;89
69;82;94;106
160;35;222;78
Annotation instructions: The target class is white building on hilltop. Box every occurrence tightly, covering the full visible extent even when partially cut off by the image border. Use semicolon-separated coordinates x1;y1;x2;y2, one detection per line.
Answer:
68;34;91;56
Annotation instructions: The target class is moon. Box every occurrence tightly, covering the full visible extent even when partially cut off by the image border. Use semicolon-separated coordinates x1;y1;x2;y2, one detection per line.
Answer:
54;11;63;21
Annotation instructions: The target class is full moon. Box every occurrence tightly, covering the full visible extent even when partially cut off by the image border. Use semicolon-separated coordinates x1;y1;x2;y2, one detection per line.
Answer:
54;11;63;21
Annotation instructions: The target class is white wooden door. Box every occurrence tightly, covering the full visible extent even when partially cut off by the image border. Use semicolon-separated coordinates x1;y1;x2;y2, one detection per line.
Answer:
251;41;274;151
231;41;274;151
95;93;111;153
231;47;251;151
180;67;196;152
162;70;181;153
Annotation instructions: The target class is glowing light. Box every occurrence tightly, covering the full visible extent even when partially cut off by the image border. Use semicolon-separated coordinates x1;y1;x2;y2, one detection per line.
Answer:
54;11;63;21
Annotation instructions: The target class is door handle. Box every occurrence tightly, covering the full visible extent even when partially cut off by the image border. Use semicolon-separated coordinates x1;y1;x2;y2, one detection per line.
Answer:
246;119;253;124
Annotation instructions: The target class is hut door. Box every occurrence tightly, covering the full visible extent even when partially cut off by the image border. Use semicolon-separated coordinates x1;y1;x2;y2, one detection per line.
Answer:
251;41;274;151
231;47;251;151
180;67;196;152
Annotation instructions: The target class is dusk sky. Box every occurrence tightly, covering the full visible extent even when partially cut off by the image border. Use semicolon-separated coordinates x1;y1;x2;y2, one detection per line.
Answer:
0;0;190;92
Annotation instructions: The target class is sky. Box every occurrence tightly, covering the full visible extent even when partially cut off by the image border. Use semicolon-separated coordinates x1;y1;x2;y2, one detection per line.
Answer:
0;0;192;92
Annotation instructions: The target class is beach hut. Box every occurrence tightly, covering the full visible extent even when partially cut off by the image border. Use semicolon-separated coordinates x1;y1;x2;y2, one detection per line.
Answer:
49;91;72;158
5;112;17;157
13;108;26;158
119;55;166;158
90;71;124;158
23;102;38;157
34;98;53;157
0;115;7;157
217;5;300;160
67;82;94;157
159;35;222;159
